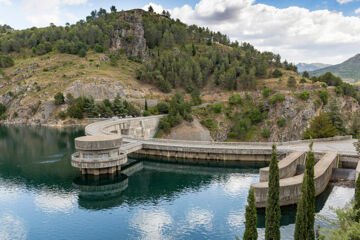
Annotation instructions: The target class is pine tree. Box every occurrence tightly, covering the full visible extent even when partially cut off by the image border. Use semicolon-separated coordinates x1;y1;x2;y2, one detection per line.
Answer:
327;99;346;134
243;187;258;240
302;112;338;139
294;142;315;240
265;144;281;240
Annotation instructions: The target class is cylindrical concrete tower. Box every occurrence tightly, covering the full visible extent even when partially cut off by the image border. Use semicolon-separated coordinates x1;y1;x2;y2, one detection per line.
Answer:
71;135;127;175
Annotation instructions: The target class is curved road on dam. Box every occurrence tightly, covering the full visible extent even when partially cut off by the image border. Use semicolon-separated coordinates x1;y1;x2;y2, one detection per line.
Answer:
84;116;357;156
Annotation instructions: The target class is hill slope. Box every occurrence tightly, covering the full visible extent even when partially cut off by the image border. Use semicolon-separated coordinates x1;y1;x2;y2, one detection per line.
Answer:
296;63;331;72
310;54;360;83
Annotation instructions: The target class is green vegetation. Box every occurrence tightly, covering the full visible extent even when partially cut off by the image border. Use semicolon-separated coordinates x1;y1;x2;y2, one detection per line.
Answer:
262;88;273;98
298;91;310;101
201;119;217;131
213;103;222;113
229;94;243;105
294;142;315;240
0;54;14;68
277;118;286;128
302;112;338;139
313;72;360;103
0;103;6;119
269;93;285;105
65;94;140;119
265;145;281;240
317;90;329;105
319;204;360;239
54;92;65;105
158;93;192;133
272;69;283;78
287;76;297;88
327;99;346;134
243;187;258;240
261;127;270;138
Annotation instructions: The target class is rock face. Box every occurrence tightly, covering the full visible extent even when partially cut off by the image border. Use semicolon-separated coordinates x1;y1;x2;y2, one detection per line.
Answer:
162;118;213;141
65;79;126;100
112;9;147;60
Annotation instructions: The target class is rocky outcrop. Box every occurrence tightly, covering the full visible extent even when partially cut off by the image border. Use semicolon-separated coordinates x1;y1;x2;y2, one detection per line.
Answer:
111;9;147;60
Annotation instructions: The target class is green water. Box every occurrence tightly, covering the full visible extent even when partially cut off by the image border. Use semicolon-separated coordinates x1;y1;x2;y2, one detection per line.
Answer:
0;125;355;240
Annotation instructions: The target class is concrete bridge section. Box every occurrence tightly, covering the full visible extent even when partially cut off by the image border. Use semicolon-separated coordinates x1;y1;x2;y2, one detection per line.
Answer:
252;152;338;207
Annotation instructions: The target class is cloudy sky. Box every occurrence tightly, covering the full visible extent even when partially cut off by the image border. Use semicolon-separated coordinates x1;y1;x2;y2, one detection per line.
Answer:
1;0;360;64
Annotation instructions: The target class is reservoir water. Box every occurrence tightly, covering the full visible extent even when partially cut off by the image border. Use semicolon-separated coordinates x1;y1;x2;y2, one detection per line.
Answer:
0;125;355;240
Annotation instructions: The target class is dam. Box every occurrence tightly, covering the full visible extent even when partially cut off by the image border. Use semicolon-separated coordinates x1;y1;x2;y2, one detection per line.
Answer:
71;115;359;207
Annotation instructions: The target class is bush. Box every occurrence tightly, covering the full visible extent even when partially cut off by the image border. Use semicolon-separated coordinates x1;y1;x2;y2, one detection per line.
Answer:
213;103;222;113
317;90;329;105
110;54;118;66
302;112;338;139
159;117;171;133
249;109;263;124
143;110;151;116
321;83;328;88
287;76;297;88
277;118;286;127
298;91;310;101
0;54;14;68
300;78;307;83
269;93;285;105
54;92;65;105
272;69;283;78
261;127;270;138
94;44;104;53
201;119;217;131
263;88;273;98
12;112;18;118
0;103;6;116
229;94;242;105
58;111;66;120
156;102;169;114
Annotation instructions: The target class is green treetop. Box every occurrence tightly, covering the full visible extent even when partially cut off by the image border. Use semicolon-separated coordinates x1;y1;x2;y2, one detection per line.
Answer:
243;187;258;240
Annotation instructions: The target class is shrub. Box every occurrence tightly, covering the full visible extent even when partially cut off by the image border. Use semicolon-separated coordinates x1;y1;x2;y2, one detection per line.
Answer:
261;127;271;138
58;111;66;120
143;110;151;116
272;69;283;78
110;54;118;66
287;76;297;88
263;88;273;98
201;119;217;131
159;117;171;133
300;78;306;83
321;83;328;88
125;35;133;43
156;102;169;114
269;94;285;105
54;92;65;105
12;112;18;118
249;109;263;124
213;103;222;113
277;118;286;128
302;112;338;139
94;44;104;53
298;91;310;101
0;54;14;68
229;94;242;105
317;90;329;105
0;103;6;116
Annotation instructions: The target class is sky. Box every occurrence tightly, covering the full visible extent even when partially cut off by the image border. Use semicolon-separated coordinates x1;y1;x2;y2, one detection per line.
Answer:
1;0;360;64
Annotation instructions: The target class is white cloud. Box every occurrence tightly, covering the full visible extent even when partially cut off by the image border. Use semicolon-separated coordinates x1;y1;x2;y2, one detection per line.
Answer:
336;0;354;4
62;0;87;5
21;0;86;27
162;0;360;63
0;0;11;5
355;8;360;14
142;2;165;14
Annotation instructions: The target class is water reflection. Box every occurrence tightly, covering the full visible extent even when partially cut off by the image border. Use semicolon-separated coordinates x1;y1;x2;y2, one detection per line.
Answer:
0;125;356;240
73;174;128;210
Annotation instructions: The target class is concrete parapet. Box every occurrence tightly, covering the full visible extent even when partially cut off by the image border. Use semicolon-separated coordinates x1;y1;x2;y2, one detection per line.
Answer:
260;151;306;182
252;152;338;208
75;135;123;151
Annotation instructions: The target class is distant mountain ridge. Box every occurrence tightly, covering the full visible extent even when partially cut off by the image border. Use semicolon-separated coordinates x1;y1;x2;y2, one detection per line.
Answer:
296;62;331;72
309;54;360;83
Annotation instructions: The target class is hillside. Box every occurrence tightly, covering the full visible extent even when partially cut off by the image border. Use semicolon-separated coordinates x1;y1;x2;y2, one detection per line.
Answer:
296;63;331;72
0;7;360;142
310;54;360;83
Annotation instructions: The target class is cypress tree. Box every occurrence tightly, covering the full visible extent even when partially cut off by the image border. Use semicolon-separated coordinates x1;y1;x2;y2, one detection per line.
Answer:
265;144;281;240
243;187;258;240
294;142;315;240
145;99;148;111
